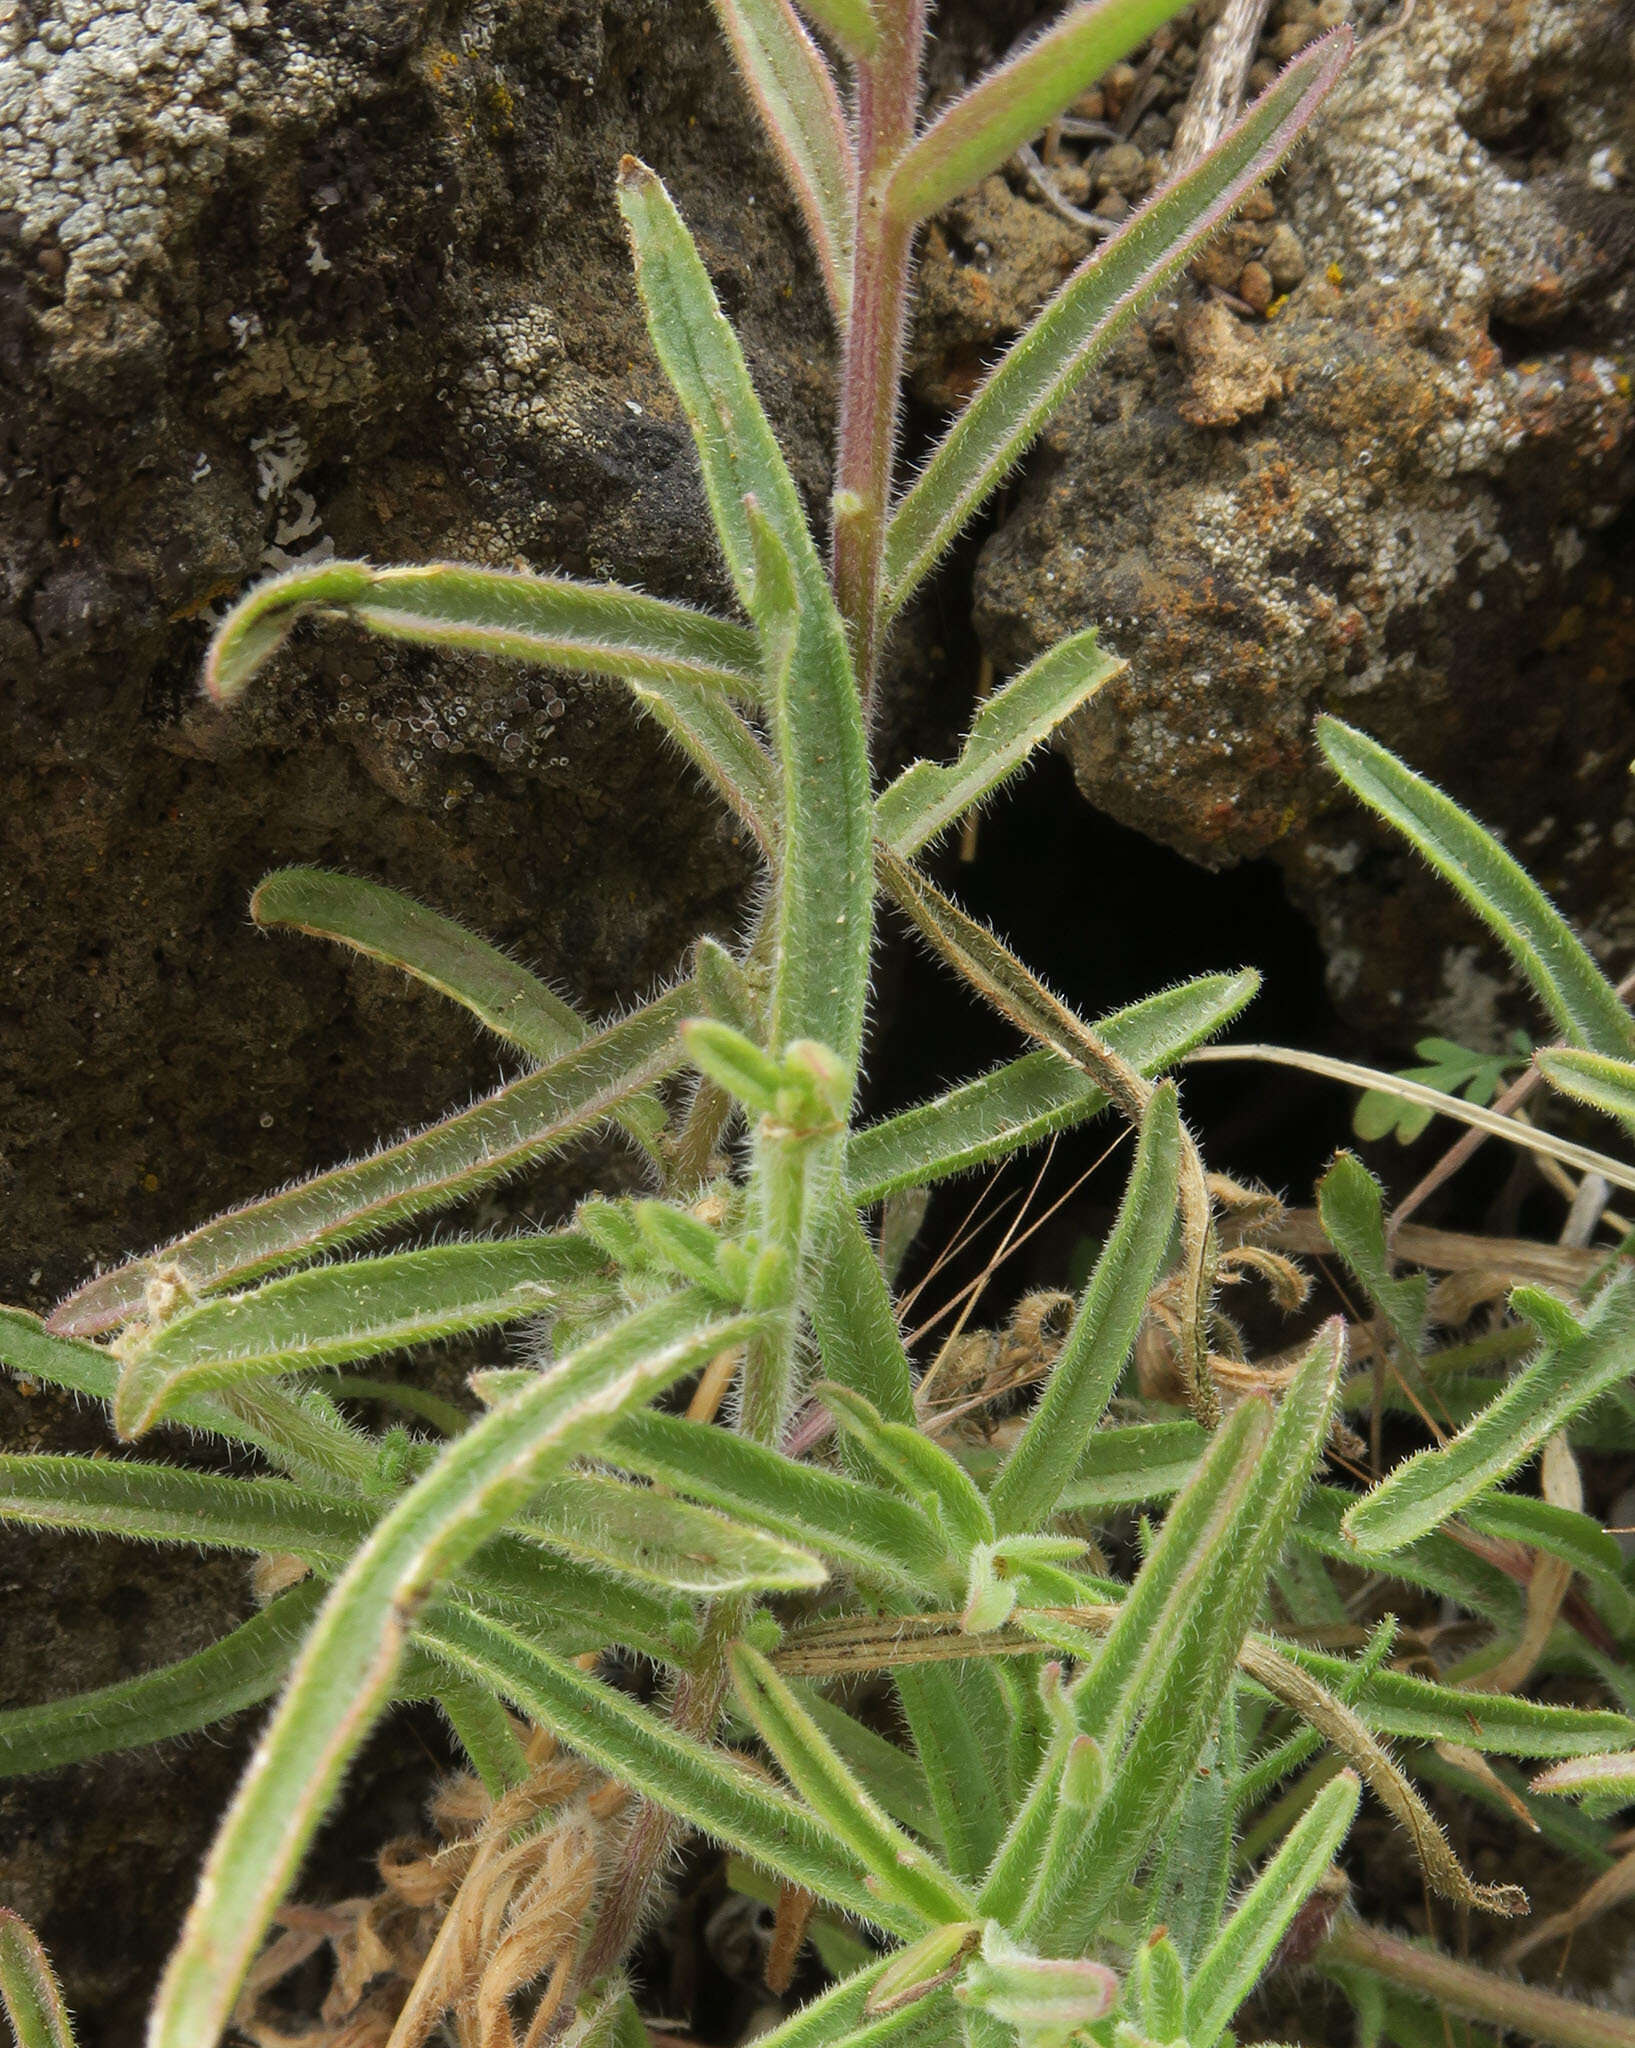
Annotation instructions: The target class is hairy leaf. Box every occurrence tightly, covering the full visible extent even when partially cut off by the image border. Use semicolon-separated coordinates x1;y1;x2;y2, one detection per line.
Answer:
713;0;855;318
1537;1047;1635;1133
424;1605;916;1934
1057;1420;1207;1512
0;1582;327;1779
884;0;1192;223
990;1082;1180;1534
519;1470;828;1594
112;1233;604;1436
730;1643;975;1924
206;558;761;703
0;1913;73;2048
845;971;1258;1201
875;631;1122;857
1345;1269;1635;1552
1186;1773;1360;2045
882;39;1349;617
52;987;689;1337
1318;719;1635;1058
147;1294;764;2048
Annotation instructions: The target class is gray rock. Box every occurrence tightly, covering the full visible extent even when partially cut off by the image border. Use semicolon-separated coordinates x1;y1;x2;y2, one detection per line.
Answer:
968;0;1635;1036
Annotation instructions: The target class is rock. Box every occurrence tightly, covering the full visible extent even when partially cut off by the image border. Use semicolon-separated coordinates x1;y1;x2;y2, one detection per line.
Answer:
1096;141;1147;196
1263;221;1309;291
967;0;1635;1036
1237;259;1276;313
1176;298;1287;423
0;0;834;2034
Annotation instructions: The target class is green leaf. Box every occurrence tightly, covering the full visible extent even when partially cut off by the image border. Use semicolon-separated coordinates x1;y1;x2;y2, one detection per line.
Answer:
1057;1420;1207;1512
606;1408;953;1593
712;0;855;318
845;971;1259;1202
250;869;663;1161
807;1203;917;1428
990;1083;1180;1534
111;1232;604;1437
895;1663;1016;1886
519;1470;828;1594
147;1293;766;2048
1344;1268;1635;1553
205;557;762;704
793;0;878;58
1034;1324;1345;1947
0;1454;372;1560
875;631;1122;858
819;1383;993;1554
1538;1047;1635;1132
424;1605;916;1934
1462;1493;1633;1614
1278;1644;1635;1757
51;986;690;1338
882;39;1349;617
1529;1751;1635;1813
884;0;1190;223
1295;1486;1522;1633
1186;1773;1360;2047
616;158;828;625
746;508;873;1080
792;1685;943;1846
0;1913;74;2048
0;1581;326;1778
1317;719;1635;1058
730;1643;976;1925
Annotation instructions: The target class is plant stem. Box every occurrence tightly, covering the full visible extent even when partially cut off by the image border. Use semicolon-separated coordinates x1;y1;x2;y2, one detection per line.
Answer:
834;0;927;706
1322;1917;1635;2048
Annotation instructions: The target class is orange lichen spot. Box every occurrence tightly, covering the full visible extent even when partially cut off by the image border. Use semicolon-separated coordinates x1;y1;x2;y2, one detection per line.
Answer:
142;1173;159;1193
1325;261;1344;287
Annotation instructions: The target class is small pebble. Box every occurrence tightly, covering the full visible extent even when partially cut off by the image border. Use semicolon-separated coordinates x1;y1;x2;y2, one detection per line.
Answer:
1052;162;1093;204
1239;188;1277;223
1262;222;1308;291
1102;60;1139;114
1098;191;1130;223
1072;86;1106;120
1096;141;1145;195
1269;19;1318;59
1247;57;1277;93
1238;260;1274;314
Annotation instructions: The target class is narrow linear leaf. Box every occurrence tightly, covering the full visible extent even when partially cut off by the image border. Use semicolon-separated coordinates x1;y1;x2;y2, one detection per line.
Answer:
1036;1325;1345;1947
883;37;1349;616
423;1605;916;1934
250;868;670;1156
607;1409;952;1593
1537;1047;1635;1133
0;1454;372;1561
1318;719;1635;1058
1186;1773;1361;2047
1057;1420;1207;1512
791;1684;943;1847
1277;1644;1635;1758
1296;1485;1523;1633
885;0;1190;223
1462;1493;1633;1612
846;971;1258;1202
147;1293;765;2048
519;1470;828;1594
205;559;762;705
0;1913;74;2048
1317;1151;1442;1420
730;1643;975;1925
111;1232;604;1437
747;505;872;1072
990;1082;1180;1534
876;631;1123;858
894;1663;1015;1886
51;986;691;1338
616;159;829;623
1344;1268;1635;1553
625;665;783;853
0;1582;325;1779
807;1203;916;1428
1530;1752;1635;1807
713;0;855;318
793;0;878;59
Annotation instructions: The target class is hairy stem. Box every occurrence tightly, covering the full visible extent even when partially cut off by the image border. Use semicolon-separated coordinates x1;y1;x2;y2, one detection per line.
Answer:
1322;1917;1635;2048
834;0;927;704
